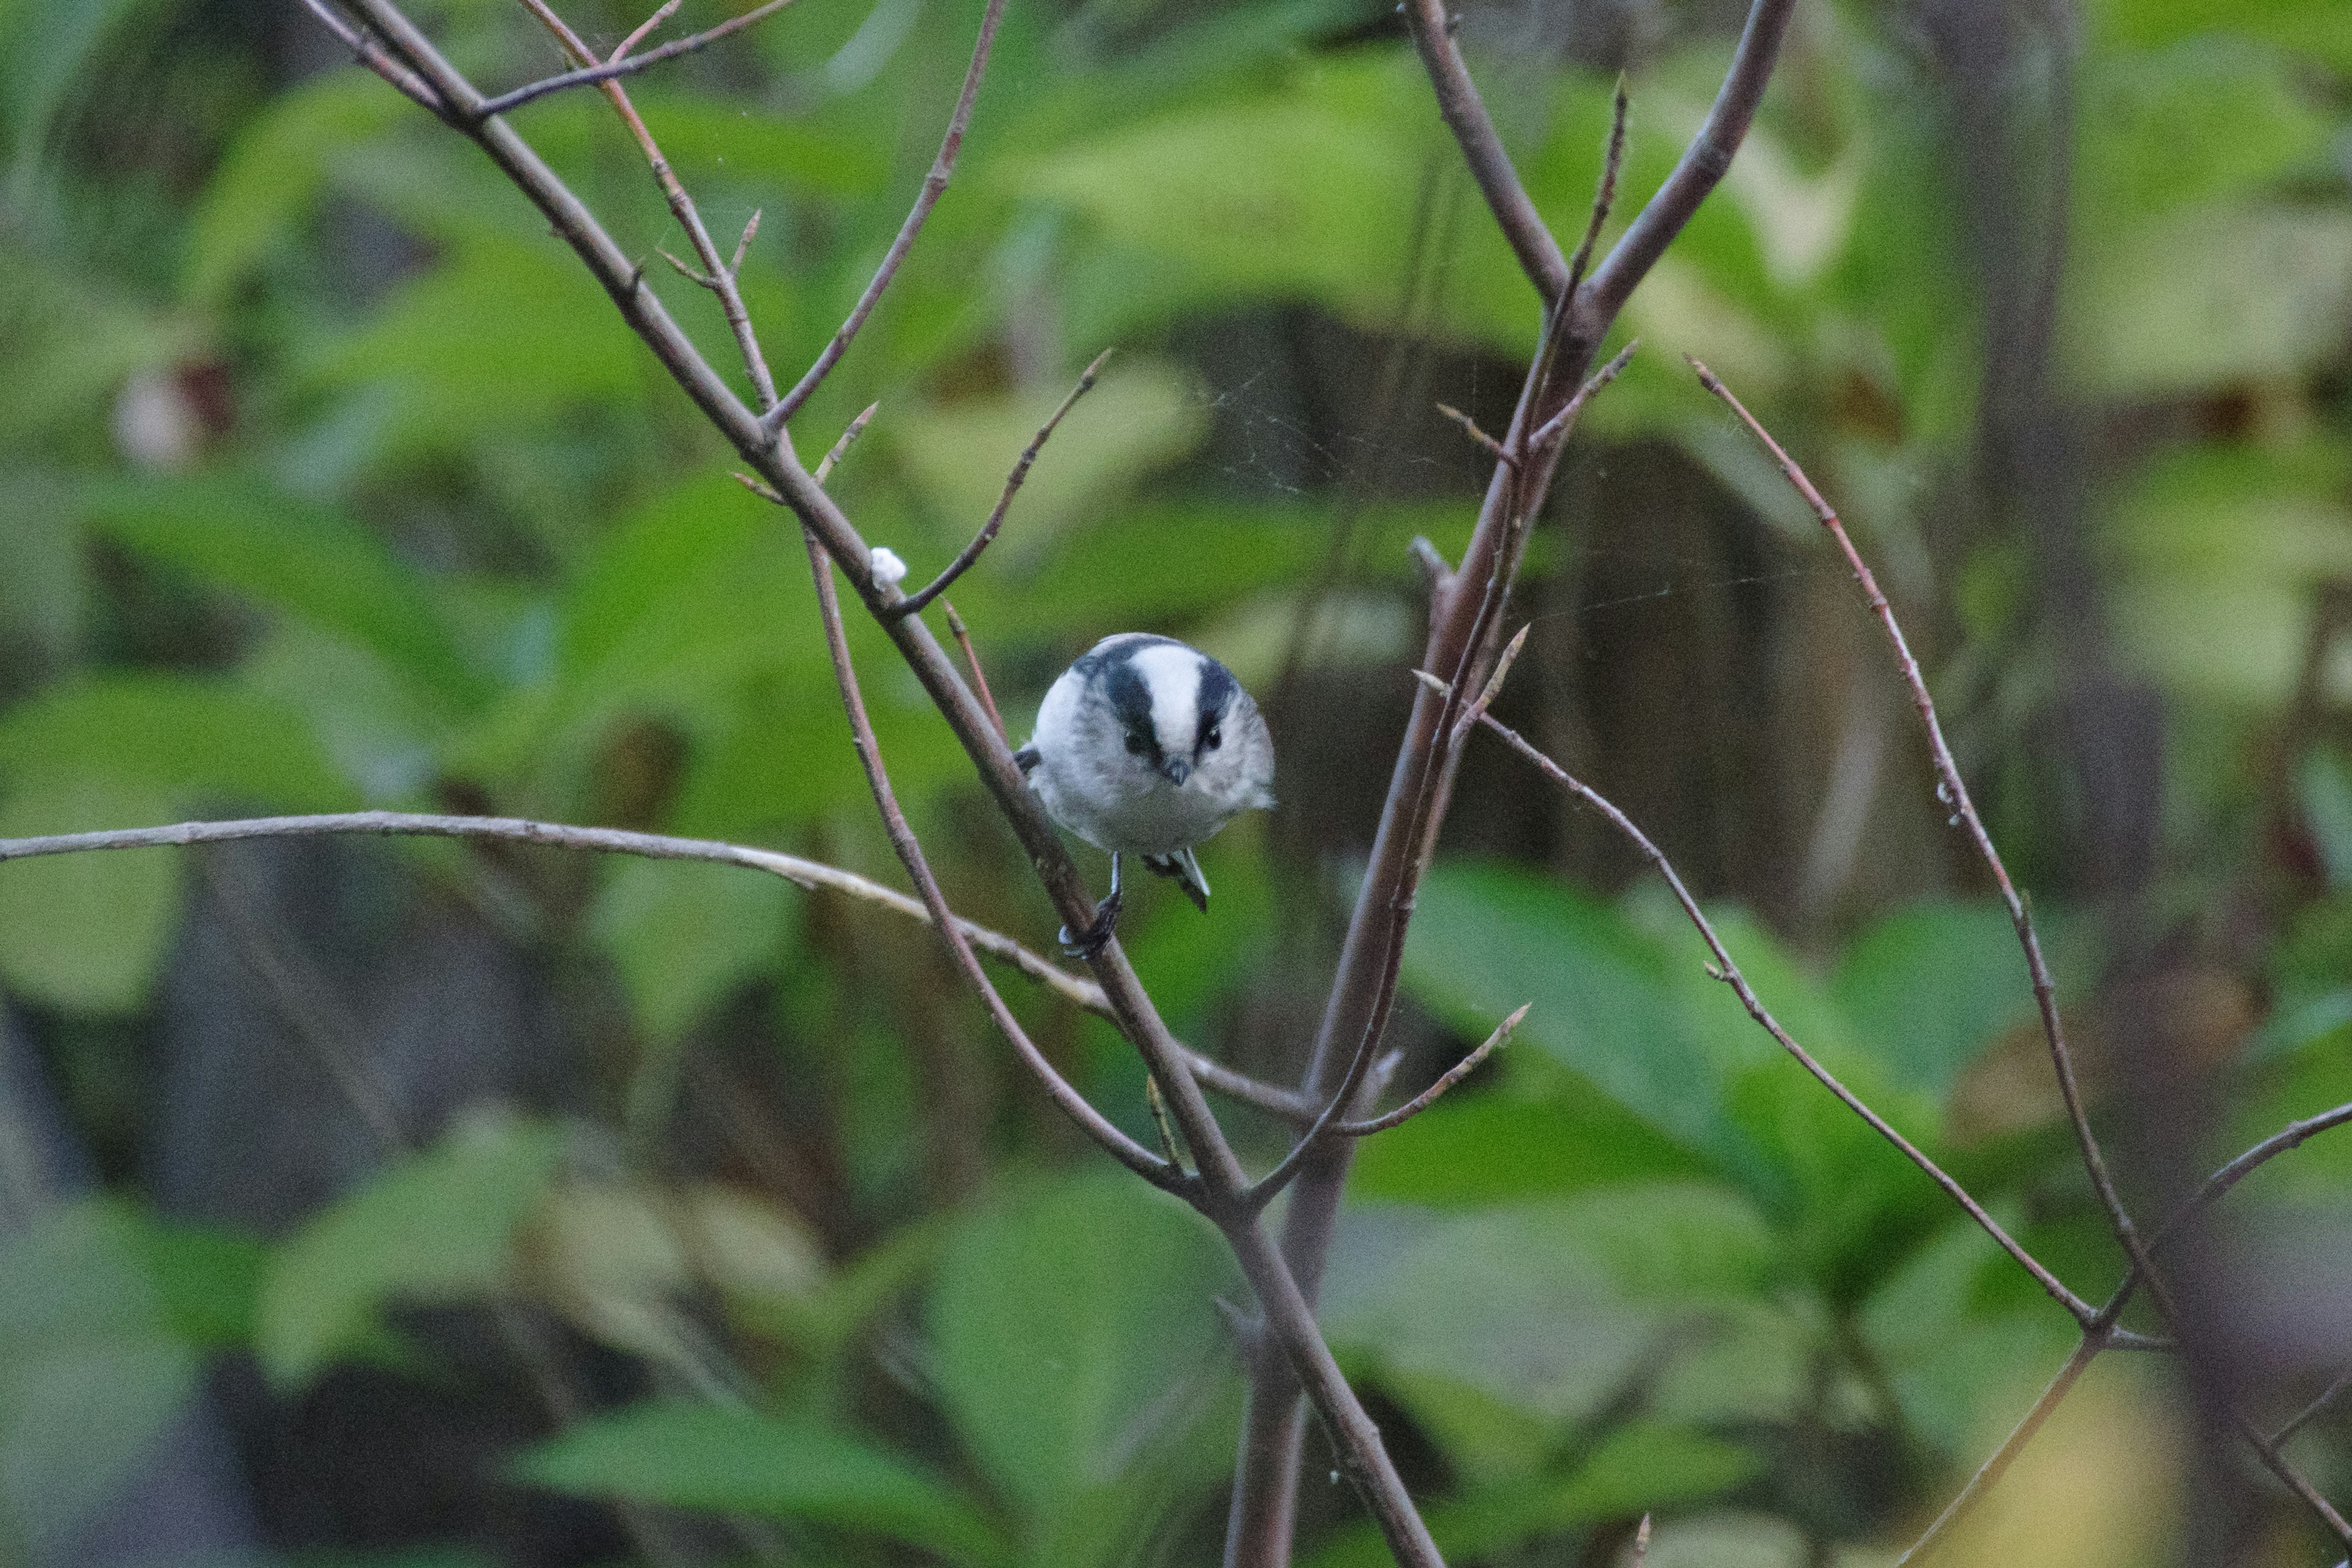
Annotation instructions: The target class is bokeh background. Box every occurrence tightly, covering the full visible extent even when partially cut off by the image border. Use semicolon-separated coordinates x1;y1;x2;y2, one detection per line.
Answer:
4;0;2352;1563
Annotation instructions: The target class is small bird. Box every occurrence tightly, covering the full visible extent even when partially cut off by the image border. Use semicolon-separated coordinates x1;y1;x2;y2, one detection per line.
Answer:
1016;633;1276;956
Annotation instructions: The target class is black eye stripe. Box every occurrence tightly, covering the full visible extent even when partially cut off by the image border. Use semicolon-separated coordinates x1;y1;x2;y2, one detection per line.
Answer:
1104;659;1162;765
1193;656;1236;755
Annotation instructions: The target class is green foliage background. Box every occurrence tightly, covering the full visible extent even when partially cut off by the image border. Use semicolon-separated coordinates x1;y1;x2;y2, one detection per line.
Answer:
4;0;2352;1564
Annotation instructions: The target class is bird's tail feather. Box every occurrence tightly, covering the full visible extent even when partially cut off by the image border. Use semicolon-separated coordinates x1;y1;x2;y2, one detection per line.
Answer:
1142;848;1210;913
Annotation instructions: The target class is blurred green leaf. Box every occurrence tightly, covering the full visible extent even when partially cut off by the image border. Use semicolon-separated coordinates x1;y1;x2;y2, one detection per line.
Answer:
1405;861;1765;1183
2106;439;2352;704
2066;205;2352;399
2076;40;2332;228
0;0;150;176
309;232;647;459
86;471;491;715
514;1400;1009;1564
257;1113;567;1385
181;70;404;305
1834;902;2035;1100
0;1199;199;1563
1324;1187;1773;1430
592;856;793;1044
929;1174;1239;1561
1348;1087;1706;1208
0;776;179;1011
0;673;355;809
1302;1418;1762;1568
888;357;1208;548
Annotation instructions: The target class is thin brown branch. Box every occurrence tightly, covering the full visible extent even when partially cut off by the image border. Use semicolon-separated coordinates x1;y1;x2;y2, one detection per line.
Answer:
300;0;445;112
762;0;1006;430
1528;337;1637;451
0;810;1109;1015
728;206;762;276
1697;360;2352;1552
1689;359;2146;1273
1563;74;1629;297
1581;0;1797;323
889;347;1112;619
815;401;879;487
1398;0;1571;302
475;0;801;117
1435;402;1512;467
518;0;778;409
1894;1327;2109;1565
2178;1100;2352;1223
798;530;1185;1194
2275;1372;2352;1447
1450;688;2103;1326
940;600;1008;744
610;0;680;62
1335;1003;1524;1137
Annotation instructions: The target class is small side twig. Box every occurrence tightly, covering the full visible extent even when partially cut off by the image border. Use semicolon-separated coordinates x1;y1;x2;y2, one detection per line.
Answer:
518;0;779;409
763;0;1008;429
889;347;1113;619
1435;402;1512;468
301;0;444;112
1563;74;1629;298
940;601;1007;743
1528;338;1637;451
815;402;880;487
1334;1003;1525;1137
476;0;802;118
1893;1327;2109;1564
2274;1372;2352;1447
1444;686;2103;1327
609;0;680;64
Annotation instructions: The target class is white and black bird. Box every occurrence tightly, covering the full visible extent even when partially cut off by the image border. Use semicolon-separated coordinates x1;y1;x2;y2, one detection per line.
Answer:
1015;633;1276;956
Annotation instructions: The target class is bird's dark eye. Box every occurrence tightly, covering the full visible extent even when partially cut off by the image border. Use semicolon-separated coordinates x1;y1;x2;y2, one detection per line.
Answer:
1125;732;1151;757
1202;726;1222;751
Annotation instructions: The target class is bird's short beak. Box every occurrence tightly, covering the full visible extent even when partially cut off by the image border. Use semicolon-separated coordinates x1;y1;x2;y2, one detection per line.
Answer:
1160;758;1191;787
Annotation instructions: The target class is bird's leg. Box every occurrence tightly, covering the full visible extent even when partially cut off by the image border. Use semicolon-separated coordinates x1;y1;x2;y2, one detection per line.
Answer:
1060;852;1123;959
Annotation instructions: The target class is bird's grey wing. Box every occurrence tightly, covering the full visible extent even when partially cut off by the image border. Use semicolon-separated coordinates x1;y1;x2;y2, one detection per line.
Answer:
1141;847;1211;913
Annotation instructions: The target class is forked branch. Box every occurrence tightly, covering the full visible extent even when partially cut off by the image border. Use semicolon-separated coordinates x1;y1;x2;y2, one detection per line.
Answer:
476;0;802;117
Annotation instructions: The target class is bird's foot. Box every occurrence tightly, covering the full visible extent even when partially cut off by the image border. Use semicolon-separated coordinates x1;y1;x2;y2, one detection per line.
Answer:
1059;888;1123;960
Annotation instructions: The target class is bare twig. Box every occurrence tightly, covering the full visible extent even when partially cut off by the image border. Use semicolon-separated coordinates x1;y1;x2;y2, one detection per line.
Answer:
1894;1328;2109;1565
889;347;1112;619
475;0;802;118
2275;1373;2352;1447
1528;338;1637;451
1697;359;2352;1552
1563;74;1629;298
1335;1003;1524;1137
815;402;879;486
516;0;779;409
0;810;1106;1015
1632;1515;1651;1567
762;0;1007;429
1232;0;1798;1499
1435;402;1512;467
610;0;681;63
301;0;444;111
1397;0;1571;302
798;530;1184;1194
1691;358;2150;1264
1441;687;2101;1324
1581;0;1798;323
1409;535;1453;592
940;601;1008;744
